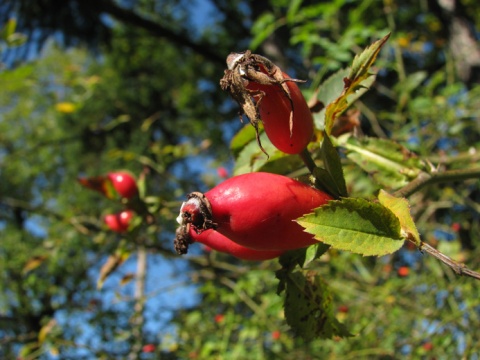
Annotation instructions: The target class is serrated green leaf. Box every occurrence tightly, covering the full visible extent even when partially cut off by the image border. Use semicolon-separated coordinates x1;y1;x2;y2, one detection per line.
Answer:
312;167;340;198
297;198;404;256
284;271;352;340
348;33;390;83
314;69;375;131
378;190;421;245
324;33;390;135
321;133;348;197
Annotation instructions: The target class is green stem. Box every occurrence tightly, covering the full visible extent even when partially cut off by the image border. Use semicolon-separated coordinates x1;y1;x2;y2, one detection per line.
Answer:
393;168;480;198
299;148;317;174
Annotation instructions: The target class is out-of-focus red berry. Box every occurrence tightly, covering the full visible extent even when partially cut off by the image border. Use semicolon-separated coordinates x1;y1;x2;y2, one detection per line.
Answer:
142;344;156;353
451;223;461;232
108;171;138;199
214;314;225;323
422;342;433;351
104;210;134;233
397;266;409;277
217;167;229;179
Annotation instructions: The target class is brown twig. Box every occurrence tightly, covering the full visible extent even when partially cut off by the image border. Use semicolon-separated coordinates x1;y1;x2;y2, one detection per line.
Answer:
413;240;480;281
393;167;480;198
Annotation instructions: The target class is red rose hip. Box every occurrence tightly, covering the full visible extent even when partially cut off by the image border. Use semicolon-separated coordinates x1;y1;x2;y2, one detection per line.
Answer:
247;73;314;155
175;172;332;252
104;210;134;233
108;171;138;199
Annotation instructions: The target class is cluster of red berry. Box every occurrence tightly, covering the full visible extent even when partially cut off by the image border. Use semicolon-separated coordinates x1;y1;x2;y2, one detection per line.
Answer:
174;52;332;260
78;171;139;233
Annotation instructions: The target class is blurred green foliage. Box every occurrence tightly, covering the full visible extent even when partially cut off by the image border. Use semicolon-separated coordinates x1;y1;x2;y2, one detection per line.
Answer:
0;0;479;359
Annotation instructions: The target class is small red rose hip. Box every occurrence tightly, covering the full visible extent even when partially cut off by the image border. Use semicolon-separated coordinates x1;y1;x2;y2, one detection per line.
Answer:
247;73;314;154
104;210;134;233
176;172;332;252
107;171;138;199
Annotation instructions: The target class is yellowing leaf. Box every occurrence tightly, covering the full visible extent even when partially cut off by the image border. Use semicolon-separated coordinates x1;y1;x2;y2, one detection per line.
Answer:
97;250;130;289
22;255;48;274
38;318;57;344
324;33;390;135
378;190;421;245
120;273;135;286
55;102;77;114
297;197;404;256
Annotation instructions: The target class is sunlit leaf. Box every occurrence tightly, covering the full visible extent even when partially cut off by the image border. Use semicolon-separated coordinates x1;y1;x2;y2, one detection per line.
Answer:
378;190;421;246
341;136;426;188
297;197;404;256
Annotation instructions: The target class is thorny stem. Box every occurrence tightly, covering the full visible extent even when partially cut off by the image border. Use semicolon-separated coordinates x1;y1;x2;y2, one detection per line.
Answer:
408;238;480;281
393;167;480;198
396;167;480;280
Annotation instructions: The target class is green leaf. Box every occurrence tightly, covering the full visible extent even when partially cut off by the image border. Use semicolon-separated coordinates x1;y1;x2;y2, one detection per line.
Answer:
232;128;301;175
6;32;27;47
250;13;277;50
278;243;330;270
378;190;421;246
348;33;390;83
1;18;17;40
324;33;390;135
230;124;257;157
341;136;426;188
320;133;348;197
284;271;352;340
297;198;404;256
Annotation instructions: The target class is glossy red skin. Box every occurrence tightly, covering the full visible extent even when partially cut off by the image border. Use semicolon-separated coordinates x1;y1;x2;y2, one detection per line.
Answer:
108;171;138;199
190;228;283;261
205;172;332;251
247;74;314;154
104;210;134;233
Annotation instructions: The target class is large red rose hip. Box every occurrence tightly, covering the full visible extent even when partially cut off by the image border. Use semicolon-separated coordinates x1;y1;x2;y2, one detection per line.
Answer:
190;228;284;261
175;172;332;252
